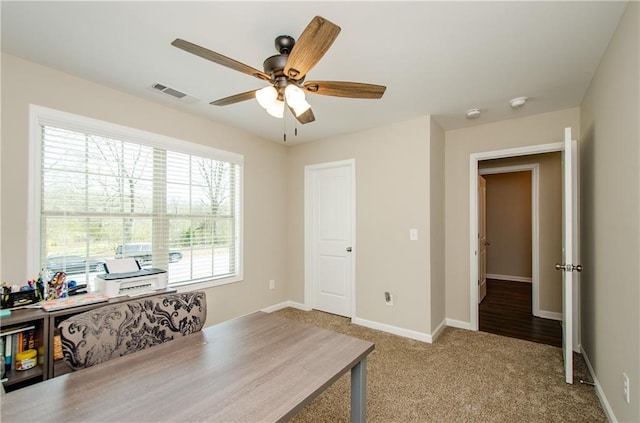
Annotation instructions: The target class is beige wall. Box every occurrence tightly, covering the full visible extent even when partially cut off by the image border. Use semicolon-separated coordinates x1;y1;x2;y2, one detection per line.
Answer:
580;2;639;422
484;171;532;279
287;116;434;335
429;120;446;333
479;152;562;314
0;53;289;326
445;108;579;324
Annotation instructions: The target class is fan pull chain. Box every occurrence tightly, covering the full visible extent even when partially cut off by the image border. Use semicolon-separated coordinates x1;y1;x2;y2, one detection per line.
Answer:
283;113;287;143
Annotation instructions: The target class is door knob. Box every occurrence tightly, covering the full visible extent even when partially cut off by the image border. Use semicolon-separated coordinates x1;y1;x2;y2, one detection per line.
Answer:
346;247;352;252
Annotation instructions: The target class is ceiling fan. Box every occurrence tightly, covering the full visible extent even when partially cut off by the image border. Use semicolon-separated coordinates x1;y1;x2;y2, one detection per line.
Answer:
171;16;386;125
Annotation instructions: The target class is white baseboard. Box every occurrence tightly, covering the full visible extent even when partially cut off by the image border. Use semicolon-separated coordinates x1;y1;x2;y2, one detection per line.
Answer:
431;319;447;342
352;317;433;343
265;304;447;345
536;310;562;321
581;346;617;423
486;273;532;283
445;318;472;330
261;301;310;313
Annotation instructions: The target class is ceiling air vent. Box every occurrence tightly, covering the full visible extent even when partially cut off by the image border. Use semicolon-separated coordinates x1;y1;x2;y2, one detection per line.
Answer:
149;82;199;104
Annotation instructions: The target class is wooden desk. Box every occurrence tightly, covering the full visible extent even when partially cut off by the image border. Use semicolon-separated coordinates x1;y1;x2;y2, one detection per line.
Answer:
1;311;374;422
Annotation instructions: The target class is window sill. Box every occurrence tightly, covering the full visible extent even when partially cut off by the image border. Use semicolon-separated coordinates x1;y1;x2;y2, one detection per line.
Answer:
169;275;243;293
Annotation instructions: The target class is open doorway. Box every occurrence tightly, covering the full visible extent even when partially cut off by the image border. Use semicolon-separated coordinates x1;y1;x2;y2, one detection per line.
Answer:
475;152;563;347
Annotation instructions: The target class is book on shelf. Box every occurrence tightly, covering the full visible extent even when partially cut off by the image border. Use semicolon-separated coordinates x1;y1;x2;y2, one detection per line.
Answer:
27;329;35;349
1;325;38;373
4;335;11;372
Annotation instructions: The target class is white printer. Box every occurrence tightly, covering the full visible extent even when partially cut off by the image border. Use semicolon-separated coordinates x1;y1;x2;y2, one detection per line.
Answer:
95;258;167;297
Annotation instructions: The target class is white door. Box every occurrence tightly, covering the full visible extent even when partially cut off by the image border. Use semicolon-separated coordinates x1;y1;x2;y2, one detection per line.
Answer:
306;160;354;317
558;127;580;384
478;176;487;303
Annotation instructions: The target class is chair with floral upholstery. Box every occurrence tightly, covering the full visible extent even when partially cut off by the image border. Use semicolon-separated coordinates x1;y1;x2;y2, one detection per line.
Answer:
58;291;207;370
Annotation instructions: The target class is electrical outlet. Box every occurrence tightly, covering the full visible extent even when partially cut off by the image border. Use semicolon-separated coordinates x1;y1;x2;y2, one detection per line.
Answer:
384;291;393;306
269;280;275;290
623;373;630;404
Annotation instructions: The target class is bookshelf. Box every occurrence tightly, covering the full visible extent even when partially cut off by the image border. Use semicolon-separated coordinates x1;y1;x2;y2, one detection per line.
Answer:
0;308;48;391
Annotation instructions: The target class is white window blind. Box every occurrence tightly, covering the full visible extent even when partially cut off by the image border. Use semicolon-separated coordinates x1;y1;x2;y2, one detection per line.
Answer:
34;108;242;290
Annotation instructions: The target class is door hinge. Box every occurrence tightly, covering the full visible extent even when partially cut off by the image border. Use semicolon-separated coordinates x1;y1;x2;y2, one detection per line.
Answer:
555;263;583;272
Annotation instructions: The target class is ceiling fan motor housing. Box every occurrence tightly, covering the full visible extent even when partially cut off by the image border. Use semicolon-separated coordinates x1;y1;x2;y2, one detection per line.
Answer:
263;35;297;78
263;54;288;78
275;35;295;54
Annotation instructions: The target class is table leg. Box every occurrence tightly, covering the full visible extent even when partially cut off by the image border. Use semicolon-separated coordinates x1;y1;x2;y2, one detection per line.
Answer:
350;357;367;423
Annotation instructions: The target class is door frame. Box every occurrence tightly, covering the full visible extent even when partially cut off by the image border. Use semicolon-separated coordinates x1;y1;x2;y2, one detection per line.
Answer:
304;159;356;317
469;141;580;351
478;164;541;317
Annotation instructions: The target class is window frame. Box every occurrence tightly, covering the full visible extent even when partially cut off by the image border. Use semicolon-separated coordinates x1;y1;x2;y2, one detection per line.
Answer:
28;105;244;291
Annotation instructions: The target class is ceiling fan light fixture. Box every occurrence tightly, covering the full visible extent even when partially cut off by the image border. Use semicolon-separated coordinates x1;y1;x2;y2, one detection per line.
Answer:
256;86;278;109
266;99;285;118
292;99;311;117
173;16;384;127
284;84;311;116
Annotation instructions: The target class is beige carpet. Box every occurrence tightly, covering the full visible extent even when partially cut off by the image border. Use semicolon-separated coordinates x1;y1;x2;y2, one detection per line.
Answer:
273;308;606;423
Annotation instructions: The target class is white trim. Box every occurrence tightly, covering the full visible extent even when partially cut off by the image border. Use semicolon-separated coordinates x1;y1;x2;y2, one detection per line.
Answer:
28;107;44;275
486;274;532;283
479;163;540;316
352;317;433;343
445;318;472;330
431;319;447;342
30;105;243;165
264;302;438;344
581;346;618;423
266;304;442;344
469;142;563;331
261;301;311;313
304;159;356;317
536;310;562;321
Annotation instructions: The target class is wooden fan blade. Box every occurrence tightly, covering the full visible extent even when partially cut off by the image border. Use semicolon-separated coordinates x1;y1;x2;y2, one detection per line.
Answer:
284;16;341;81
303;81;386;99
172;38;271;82
210;89;258;106
289;105;316;124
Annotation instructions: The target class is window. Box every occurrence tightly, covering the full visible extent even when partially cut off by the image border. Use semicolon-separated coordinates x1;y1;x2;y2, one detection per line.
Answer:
30;106;243;290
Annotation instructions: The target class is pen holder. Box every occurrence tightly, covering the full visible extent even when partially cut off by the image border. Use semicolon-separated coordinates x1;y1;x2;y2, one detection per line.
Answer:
1;289;38;309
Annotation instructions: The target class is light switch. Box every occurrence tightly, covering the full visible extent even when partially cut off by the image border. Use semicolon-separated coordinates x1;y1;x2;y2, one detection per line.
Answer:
410;229;418;241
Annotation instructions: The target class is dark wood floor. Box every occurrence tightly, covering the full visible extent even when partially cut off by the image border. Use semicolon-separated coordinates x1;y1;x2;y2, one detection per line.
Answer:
479;279;562;347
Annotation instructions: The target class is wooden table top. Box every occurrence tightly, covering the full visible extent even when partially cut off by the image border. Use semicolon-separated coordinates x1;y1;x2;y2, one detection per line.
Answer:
1;311;374;422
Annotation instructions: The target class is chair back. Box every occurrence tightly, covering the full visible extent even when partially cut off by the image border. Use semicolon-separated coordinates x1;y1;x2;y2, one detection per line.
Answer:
58;291;206;370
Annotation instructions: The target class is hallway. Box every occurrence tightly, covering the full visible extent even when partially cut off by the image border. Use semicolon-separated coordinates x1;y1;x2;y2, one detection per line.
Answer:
479;279;562;347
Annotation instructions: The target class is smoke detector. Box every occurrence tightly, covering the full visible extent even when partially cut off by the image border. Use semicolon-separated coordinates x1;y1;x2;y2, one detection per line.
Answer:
466;108;481;119
509;97;528;109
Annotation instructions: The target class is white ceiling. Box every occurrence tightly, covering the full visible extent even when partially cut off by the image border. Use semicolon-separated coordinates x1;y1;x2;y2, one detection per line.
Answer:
1;1;627;144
